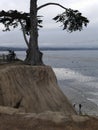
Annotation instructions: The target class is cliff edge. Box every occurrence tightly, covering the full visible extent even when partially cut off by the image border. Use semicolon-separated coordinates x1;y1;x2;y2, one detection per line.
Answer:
0;64;75;114
0;64;98;129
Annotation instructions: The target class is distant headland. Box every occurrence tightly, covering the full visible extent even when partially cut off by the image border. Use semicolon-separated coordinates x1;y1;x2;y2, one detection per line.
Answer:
0;46;98;51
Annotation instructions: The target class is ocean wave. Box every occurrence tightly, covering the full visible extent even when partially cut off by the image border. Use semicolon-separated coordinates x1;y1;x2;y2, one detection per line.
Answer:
53;68;96;82
87;98;98;106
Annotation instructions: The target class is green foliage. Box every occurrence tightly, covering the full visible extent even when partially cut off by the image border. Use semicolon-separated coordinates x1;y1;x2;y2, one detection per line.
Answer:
0;10;43;34
53;8;89;32
0;10;27;31
0;8;89;35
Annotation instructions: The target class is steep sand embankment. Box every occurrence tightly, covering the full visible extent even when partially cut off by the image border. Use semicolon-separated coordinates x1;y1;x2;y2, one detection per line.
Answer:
0;64;98;130
0;64;75;114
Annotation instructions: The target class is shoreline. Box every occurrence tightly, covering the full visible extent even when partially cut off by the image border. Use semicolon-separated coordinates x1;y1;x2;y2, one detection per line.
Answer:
53;68;98;116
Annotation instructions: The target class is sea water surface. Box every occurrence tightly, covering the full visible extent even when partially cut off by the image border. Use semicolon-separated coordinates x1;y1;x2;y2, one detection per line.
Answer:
43;50;98;115
2;50;98;115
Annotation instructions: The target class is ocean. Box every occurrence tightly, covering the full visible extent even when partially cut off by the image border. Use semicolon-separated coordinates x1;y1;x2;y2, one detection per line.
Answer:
1;50;98;115
43;50;98;115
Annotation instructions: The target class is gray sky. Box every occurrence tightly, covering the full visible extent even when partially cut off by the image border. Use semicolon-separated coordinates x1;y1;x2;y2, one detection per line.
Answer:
0;0;98;48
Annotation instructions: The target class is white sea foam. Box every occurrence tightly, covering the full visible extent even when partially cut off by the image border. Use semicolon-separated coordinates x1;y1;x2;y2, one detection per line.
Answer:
53;68;98;107
88;92;98;96
87;98;98;106
53;68;96;82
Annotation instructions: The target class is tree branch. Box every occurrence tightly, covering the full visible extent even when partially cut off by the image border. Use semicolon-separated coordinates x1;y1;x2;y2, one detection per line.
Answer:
19;20;29;47
0;10;29;20
37;2;67;11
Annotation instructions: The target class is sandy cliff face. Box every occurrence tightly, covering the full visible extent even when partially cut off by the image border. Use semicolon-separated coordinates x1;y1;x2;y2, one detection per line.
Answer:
0;64;98;130
0;65;75;114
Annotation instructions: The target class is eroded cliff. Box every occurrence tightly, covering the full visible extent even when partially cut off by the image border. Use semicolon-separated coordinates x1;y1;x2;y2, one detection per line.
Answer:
0;64;98;130
0;64;75;114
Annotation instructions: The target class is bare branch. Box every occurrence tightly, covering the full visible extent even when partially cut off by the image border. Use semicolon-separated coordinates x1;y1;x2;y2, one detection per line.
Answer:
37;2;67;11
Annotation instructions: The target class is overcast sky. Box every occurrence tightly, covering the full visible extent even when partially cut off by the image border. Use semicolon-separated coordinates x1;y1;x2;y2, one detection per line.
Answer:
0;0;98;48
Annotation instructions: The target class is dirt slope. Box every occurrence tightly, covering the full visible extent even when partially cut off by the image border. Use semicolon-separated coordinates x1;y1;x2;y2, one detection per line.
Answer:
0;112;98;130
0;64;75;114
0;64;98;129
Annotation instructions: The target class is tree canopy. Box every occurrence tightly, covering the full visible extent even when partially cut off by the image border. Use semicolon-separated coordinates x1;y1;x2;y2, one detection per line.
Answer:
0;1;89;65
0;8;89;33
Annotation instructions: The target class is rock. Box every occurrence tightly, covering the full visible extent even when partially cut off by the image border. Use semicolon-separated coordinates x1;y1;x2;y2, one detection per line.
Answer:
33;111;71;123
0;106;24;115
0;111;98;130
0;64;98;129
72;115;89;122
0;65;75;114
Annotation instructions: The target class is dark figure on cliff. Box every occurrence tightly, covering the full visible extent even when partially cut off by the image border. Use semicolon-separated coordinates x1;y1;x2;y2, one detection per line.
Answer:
79;104;82;115
7;50;16;62
73;104;76;108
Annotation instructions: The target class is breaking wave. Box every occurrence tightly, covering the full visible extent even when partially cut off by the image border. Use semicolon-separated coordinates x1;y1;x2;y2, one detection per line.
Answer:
53;68;96;82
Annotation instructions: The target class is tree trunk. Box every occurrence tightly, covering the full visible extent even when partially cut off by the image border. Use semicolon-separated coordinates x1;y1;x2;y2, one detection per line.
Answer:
25;0;43;65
